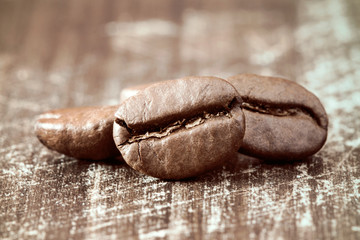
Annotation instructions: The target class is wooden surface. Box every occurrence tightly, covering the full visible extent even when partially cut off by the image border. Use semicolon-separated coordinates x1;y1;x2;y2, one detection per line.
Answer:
1;0;359;239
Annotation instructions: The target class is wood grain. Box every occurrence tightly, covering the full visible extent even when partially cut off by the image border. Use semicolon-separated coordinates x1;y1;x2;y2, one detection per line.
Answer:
1;0;359;239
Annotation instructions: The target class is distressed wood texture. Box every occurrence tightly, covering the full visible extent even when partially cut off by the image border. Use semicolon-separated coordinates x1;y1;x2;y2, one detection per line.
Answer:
1;0;359;239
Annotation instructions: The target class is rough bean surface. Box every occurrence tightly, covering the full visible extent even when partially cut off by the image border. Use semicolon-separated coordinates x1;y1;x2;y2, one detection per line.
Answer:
113;76;245;179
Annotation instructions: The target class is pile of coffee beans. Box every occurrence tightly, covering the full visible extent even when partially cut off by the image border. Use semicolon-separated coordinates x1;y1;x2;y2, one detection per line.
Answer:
35;74;328;179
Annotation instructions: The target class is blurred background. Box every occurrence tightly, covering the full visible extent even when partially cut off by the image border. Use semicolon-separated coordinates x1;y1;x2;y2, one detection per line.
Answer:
1;0;359;239
1;0;358;109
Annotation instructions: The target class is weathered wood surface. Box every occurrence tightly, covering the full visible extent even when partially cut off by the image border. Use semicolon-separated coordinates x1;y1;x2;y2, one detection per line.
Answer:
0;0;359;239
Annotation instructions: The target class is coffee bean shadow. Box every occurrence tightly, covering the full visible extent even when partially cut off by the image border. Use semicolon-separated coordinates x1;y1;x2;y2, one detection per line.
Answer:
48;154;128;177
96;155;126;166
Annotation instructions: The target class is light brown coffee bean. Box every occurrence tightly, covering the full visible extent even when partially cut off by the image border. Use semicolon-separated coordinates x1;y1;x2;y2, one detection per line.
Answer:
227;74;328;160
35;105;120;160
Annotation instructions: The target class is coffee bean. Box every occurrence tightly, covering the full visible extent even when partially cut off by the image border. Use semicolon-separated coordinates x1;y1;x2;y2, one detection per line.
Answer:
35;105;121;160
113;76;245;179
120;82;153;103
227;74;328;160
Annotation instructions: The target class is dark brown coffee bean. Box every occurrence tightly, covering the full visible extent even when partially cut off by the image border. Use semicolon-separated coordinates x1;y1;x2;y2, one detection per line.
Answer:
227;74;328;160
35;105;120;160
113;76;245;179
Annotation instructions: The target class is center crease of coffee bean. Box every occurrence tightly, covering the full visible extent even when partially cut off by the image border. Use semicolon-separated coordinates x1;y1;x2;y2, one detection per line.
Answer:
116;110;232;145
241;101;322;127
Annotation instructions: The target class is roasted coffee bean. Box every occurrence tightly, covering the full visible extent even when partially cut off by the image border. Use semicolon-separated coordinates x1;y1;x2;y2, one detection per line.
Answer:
113;76;245;179
120;82;153;103
35;105;120;160
227;74;328;160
